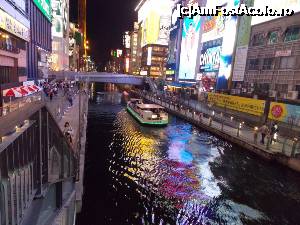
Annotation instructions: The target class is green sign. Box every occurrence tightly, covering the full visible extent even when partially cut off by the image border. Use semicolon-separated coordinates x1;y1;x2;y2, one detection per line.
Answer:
236;0;254;47
33;0;51;21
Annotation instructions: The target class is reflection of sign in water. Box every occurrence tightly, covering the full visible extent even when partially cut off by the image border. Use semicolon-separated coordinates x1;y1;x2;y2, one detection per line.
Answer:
200;46;221;72
208;93;266;116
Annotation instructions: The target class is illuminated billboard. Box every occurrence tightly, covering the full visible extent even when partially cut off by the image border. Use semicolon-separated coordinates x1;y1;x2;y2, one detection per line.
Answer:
52;0;68;38
198;0;240;90
199;40;222;73
251;0;300;25
138;0;173;47
167;3;181;66
178;15;201;80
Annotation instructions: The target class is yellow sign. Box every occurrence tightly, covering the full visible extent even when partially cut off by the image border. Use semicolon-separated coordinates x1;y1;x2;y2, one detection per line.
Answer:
142;10;160;47
0;9;29;41
207;93;266;116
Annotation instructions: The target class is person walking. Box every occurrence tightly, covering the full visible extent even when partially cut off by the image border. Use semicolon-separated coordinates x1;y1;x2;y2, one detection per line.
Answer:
259;124;269;145
63;122;73;144
49;90;53;101
270;122;279;144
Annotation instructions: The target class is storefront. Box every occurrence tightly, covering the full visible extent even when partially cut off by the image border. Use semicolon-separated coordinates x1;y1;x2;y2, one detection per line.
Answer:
1;81;43;116
0;5;30;107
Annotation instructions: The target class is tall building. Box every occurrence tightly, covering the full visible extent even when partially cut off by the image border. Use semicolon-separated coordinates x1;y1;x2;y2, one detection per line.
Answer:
123;31;131;74
0;0;30;106
129;22;141;75
50;0;70;71
231;0;300;96
78;0;87;70
136;0;174;78
27;0;52;79
69;22;82;71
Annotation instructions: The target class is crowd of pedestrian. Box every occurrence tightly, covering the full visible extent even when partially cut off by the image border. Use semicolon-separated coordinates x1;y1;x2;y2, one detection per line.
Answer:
41;80;76;107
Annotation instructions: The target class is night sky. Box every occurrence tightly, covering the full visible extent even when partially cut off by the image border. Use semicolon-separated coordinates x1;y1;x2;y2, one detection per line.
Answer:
70;0;138;70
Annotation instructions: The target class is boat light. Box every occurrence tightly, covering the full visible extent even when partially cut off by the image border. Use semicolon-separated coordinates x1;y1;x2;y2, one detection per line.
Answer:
152;115;158;119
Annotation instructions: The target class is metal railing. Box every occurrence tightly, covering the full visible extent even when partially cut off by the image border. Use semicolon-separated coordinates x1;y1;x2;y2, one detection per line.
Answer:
0;93;43;117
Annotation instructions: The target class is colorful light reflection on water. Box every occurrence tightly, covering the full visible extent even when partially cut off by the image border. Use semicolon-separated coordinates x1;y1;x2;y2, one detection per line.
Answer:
77;92;300;225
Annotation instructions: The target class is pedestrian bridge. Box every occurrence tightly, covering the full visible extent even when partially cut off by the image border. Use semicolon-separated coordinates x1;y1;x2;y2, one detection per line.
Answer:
49;71;144;85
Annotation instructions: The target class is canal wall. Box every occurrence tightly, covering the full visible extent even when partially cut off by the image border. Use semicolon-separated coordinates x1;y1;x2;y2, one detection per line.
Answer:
140;95;300;173
76;92;89;213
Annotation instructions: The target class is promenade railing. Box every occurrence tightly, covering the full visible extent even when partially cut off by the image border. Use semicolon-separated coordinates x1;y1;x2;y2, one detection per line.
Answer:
139;91;299;158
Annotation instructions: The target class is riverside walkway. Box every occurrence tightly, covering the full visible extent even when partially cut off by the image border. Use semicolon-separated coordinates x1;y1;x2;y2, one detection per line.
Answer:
137;91;300;172
45;86;89;212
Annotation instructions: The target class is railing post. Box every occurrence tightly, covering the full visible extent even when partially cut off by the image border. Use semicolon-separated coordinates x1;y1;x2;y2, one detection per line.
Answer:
291;138;298;157
221;112;224;131
237;123;242;137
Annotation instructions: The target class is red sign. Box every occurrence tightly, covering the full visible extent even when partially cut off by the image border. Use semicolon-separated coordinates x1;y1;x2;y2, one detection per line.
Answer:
271;104;284;118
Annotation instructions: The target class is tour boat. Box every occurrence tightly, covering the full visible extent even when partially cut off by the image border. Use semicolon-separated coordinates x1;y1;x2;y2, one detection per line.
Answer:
127;98;168;126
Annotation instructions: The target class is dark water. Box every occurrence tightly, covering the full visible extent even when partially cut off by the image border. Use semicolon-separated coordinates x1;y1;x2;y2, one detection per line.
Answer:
76;92;300;225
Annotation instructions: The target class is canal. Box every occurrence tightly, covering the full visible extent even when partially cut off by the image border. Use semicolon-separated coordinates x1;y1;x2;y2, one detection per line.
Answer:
76;91;300;225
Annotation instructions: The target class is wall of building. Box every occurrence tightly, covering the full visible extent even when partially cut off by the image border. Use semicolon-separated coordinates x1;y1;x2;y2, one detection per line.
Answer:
244;12;300;100
27;0;52;80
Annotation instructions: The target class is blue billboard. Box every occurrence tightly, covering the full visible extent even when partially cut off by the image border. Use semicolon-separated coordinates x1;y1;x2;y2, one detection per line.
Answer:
178;15;202;80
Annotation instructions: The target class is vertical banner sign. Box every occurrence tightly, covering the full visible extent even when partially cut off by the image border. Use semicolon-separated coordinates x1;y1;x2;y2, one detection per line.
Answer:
232;0;254;82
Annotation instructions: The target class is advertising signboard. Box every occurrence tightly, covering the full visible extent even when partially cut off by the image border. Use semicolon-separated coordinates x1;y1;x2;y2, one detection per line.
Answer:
207;93;266;116
232;46;248;81
178;15;201;80
269;102;300;126
157;16;171;46
231;0;254;82
199;39;222;73
167;5;181;66
139;0;173;47
199;0;240;90
0;8;29;41
33;0;51;21
52;0;68;38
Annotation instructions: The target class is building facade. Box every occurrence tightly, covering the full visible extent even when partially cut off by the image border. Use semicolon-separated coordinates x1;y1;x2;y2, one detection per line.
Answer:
27;0;52;80
136;0;173;77
50;0;70;71
0;0;30;106
69;22;81;71
140;44;168;77
242;12;300;100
